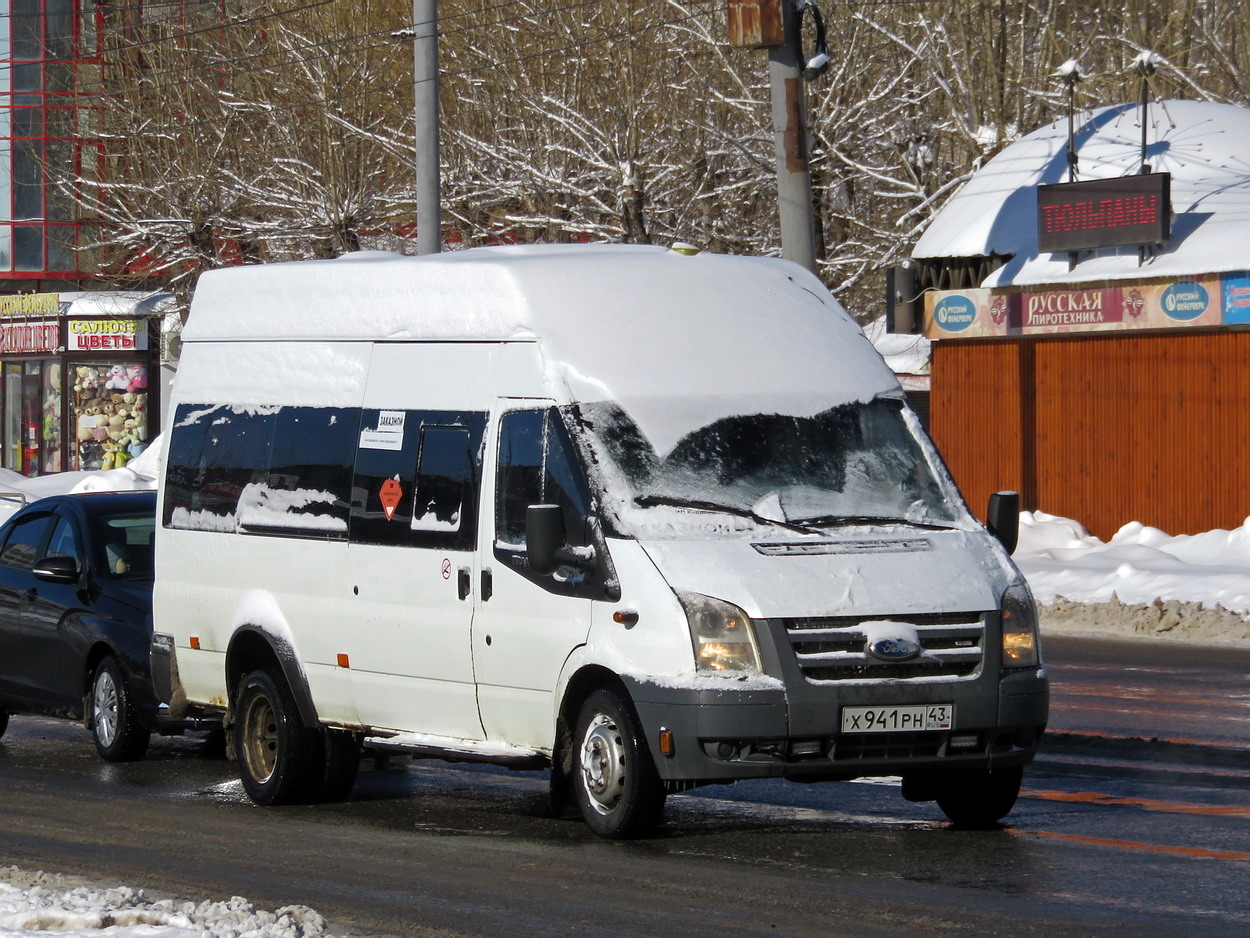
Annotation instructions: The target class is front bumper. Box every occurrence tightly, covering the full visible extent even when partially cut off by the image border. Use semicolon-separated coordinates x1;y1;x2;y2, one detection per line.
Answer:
624;666;1049;784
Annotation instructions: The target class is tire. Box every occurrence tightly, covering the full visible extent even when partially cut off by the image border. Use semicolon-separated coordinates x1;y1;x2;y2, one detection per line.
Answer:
233;668;318;806
90;656;150;762
573;688;666;839
935;765;1024;829
306;728;362;803
0;708;8;739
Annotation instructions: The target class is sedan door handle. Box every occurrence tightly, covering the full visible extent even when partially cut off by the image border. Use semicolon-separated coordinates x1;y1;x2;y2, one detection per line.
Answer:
457;567;471;601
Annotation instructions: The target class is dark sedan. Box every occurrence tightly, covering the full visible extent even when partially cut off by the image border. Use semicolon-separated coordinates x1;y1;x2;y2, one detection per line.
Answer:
0;490;174;761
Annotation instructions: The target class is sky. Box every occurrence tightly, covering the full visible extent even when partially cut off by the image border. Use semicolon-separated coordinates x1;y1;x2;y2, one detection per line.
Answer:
3;442;1248;935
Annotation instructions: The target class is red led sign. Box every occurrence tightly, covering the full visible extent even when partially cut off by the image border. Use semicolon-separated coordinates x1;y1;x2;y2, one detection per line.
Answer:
1036;173;1171;253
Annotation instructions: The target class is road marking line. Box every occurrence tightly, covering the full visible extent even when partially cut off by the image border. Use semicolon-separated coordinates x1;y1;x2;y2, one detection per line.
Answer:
1023;829;1250;862
1046;727;1247;749
1024;787;1250;818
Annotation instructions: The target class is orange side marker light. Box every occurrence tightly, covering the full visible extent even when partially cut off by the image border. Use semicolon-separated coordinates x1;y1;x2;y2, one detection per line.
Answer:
659;728;675;757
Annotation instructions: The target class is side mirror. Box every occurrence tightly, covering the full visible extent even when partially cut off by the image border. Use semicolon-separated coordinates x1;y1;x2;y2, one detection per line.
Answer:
526;504;565;576
33;555;81;584
986;491;1020;555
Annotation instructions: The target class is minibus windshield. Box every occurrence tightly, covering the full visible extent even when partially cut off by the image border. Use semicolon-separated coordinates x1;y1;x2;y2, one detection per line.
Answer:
566;396;969;540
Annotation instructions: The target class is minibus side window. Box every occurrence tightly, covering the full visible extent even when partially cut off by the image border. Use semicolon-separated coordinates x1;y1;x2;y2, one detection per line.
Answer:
350;410;484;550
494;408;598;595
163;404;274;531
165;404;357;538
412;426;473;536
256;407;358;538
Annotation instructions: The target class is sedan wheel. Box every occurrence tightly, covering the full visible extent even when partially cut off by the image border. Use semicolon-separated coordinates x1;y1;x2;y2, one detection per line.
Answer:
91;656;150;762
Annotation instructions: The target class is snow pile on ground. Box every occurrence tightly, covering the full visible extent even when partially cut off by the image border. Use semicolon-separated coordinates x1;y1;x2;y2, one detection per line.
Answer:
0;867;335;938
1015;511;1250;644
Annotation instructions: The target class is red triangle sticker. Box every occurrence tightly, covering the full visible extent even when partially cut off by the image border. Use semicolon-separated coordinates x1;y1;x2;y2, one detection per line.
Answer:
379;479;403;521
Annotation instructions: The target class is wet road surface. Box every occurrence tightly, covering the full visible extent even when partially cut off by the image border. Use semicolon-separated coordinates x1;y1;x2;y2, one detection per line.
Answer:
1;635;1249;936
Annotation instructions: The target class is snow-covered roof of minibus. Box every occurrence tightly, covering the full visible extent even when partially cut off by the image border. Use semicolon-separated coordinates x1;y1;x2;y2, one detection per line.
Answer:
183;244;898;454
186;243;837;340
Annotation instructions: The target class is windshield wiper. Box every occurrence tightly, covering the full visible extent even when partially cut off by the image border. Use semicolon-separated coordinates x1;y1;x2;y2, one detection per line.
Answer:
633;494;821;535
790;514;957;531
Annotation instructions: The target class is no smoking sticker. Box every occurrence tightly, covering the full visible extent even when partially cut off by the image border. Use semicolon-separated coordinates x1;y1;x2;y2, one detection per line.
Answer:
379;479;403;521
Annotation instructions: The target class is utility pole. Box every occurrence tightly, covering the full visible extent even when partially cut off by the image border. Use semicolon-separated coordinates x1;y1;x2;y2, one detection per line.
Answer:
413;0;440;254
729;0;818;275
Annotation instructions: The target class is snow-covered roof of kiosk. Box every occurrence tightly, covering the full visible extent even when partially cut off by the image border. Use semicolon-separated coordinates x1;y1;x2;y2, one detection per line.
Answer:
913;99;1250;288
183;244;898;448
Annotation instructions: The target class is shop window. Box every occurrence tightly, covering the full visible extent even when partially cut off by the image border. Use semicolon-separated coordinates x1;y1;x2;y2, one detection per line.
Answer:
71;362;149;471
20;361;40;476
46;225;74;270
13;226;42;272
3;363;21;471
11;0;41;60
41;360;63;473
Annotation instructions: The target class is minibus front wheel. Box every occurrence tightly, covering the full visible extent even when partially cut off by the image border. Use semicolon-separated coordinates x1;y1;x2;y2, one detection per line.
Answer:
935;765;1024;829
573;688;666;839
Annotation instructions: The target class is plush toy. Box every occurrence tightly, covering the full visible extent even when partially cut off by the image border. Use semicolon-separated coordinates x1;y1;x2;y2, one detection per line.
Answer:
104;365;128;390
125;365;147;392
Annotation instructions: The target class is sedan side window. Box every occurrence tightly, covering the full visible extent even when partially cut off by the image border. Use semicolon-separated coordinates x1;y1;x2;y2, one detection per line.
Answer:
45;518;82;565
0;514;52;569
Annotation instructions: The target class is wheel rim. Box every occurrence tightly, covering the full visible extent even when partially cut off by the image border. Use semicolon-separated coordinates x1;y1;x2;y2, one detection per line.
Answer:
579;712;626;816
93;669;119;747
240;692;279;785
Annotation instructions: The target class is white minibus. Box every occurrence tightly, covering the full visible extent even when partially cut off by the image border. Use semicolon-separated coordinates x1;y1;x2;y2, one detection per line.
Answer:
152;244;1047;838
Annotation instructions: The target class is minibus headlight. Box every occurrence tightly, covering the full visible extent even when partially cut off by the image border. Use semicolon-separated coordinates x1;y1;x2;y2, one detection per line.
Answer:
678;593;761;673
1001;581;1040;669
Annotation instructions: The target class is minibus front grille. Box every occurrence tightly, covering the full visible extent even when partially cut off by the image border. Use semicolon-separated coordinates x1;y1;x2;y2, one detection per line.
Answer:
781;612;988;683
831;731;946;761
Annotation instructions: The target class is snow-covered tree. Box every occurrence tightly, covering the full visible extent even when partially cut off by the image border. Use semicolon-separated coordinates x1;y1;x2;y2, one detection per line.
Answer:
54;0;1250;321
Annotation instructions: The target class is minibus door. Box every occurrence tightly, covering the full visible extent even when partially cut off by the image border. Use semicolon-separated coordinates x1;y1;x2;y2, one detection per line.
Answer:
472;402;596;751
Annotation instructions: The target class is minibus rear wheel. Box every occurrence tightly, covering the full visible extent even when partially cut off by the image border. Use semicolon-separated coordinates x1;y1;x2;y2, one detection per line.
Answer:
305;728;363;803
935;765;1024;829
234;668;317;806
573;688;666;839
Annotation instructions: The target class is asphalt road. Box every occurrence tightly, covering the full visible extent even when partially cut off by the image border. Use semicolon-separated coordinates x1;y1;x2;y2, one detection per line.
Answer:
2;635;1250;937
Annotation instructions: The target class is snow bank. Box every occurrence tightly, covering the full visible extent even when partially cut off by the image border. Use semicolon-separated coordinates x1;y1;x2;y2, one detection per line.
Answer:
1016;510;1250;644
0;867;335;938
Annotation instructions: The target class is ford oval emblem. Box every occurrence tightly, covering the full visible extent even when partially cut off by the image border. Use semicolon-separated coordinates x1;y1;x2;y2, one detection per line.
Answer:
867;637;921;661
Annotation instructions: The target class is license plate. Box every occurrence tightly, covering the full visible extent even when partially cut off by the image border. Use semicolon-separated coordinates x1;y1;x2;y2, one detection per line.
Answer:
841;704;953;734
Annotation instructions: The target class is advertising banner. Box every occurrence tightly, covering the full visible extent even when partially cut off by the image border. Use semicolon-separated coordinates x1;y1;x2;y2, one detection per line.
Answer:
924;276;1223;339
924;289;1004;338
1224;275;1250;325
0;320;59;354
67;319;149;352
